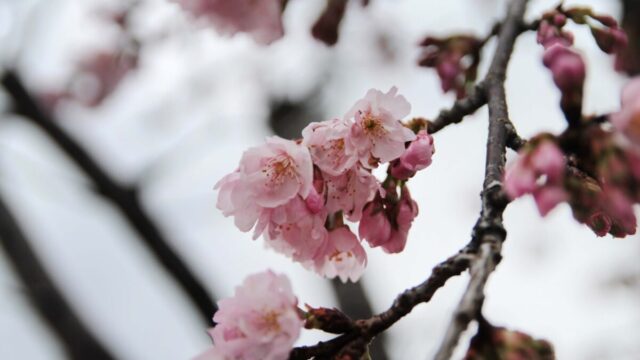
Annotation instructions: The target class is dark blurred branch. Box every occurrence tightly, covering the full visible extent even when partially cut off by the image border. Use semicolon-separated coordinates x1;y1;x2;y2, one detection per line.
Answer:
434;0;528;358
0;193;115;360
1;71;217;325
621;0;640;75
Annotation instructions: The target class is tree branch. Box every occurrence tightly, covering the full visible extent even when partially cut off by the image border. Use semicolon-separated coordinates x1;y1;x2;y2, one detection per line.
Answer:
0;192;115;360
289;247;475;360
433;0;529;359
1;71;217;325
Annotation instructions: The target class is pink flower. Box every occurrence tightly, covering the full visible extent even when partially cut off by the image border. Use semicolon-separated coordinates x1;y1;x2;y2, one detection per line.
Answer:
359;186;418;254
504;140;566;204
324;165;379;222
176;0;284;45
310;226;367;282
215;137;313;233
543;44;586;92
345;87;416;167
383;186;419;254
261;196;328;263
390;130;435;180
611;77;640;144
533;185;567;216
302;118;357;176
358;199;392;248
199;270;303;360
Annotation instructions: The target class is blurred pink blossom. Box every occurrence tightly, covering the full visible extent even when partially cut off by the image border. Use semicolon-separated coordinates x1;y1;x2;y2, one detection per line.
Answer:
197;271;303;360
611;77;640;144
176;0;284;44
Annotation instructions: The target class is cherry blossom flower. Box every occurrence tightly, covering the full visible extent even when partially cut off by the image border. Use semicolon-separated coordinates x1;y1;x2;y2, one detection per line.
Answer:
358;199;392;248
611;77;640;144
390;130;435;180
176;0;284;45
310;226;367;282
215;137;313;233
504;140;566;216
261;196;328;263
196;270;303;360
302;118;357;176
345;87;416;167
324;165;379;222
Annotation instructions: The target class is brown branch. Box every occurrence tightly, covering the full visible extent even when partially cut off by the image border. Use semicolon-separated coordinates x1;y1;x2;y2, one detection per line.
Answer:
433;0;529;359
289;247;475;360
1;71;217;325
427;82;488;134
0;192;115;360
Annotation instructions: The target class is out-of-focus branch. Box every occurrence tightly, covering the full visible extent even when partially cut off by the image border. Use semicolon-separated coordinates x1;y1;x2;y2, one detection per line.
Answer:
433;0;529;358
1;71;217;325
620;0;640;75
0;193;115;360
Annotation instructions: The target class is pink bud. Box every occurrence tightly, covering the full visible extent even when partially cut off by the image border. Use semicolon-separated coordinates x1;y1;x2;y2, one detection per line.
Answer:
587;212;612;237
305;187;324;214
382;186;418;254
544;46;586;92
390;130;435;180
530;142;565;182
359;201;392;248
533;185;567;216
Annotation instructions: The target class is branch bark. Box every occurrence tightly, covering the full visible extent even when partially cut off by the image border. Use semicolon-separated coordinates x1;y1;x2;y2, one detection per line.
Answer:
1;71;217;325
433;0;529;359
0;192;115;360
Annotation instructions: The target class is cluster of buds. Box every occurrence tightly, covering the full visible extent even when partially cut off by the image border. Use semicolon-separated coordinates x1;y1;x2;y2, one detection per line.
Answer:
537;9;585;124
464;323;554;360
505;77;640;238
216;87;434;282
418;35;483;99
562;7;628;66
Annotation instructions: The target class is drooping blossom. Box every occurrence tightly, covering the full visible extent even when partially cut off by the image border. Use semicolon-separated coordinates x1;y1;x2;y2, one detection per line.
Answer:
260;196;328;263
359;185;419;254
345;87;416;167
324;165;379;222
610;77;640;144
176;0;284;45
310;226;367;282
196;271;303;360
542;44;586;93
390;130;435;180
302;118;357;176
215;137;313;232
504;140;567;216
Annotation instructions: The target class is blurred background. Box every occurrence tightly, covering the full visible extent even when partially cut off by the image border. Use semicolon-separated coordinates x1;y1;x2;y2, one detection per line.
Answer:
0;0;639;359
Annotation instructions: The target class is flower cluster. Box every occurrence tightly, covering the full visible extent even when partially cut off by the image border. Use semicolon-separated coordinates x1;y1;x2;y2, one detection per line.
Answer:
418;35;483;99
175;0;285;45
195;271;303;360
216;87;434;281
505;77;640;238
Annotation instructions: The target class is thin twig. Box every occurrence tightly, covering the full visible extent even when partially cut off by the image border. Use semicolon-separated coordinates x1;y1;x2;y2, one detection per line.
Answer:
289;247;475;359
1;71;217;325
0;193;115;360
433;0;529;359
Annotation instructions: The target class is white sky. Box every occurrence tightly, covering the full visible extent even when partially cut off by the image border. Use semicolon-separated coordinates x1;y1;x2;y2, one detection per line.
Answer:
0;0;638;359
